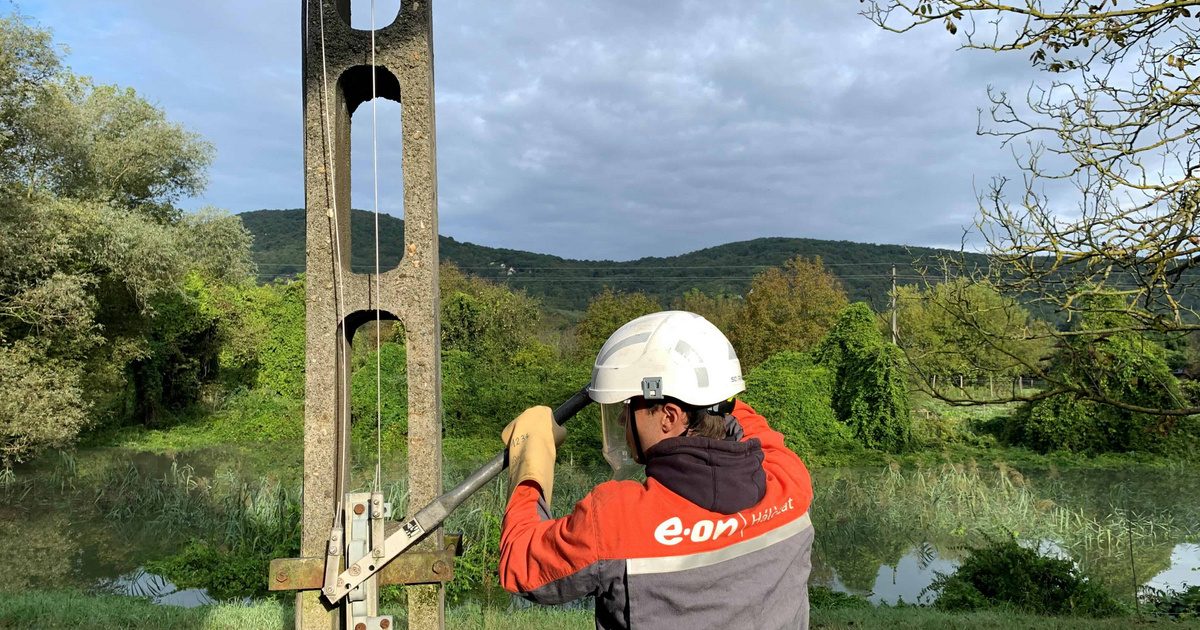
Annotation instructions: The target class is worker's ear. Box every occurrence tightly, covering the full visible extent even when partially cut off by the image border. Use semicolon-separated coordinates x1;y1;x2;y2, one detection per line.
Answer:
659;402;688;435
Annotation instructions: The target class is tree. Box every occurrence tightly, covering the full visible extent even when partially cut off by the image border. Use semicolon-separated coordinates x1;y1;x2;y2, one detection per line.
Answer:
0;15;249;463
671;288;742;333
862;0;1200;414
1006;292;1189;452
439;262;544;362
574;288;663;360
728;256;849;368
816;303;913;452
1;16;210;222
896;278;1052;392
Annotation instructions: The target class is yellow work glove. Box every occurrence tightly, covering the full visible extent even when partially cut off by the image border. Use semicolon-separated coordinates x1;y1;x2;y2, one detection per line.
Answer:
502;406;567;505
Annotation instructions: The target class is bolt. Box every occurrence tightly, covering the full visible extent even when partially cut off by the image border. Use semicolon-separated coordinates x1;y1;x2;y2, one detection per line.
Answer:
275;571;288;583
432;560;448;575
349;564;361;576
380;620;391;629
354;503;366;515
372;497;381;505
372;510;382;518
355;624;366;630
324;586;336;597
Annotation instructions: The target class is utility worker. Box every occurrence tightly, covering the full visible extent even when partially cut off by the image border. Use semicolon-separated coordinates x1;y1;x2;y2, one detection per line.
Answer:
499;311;814;629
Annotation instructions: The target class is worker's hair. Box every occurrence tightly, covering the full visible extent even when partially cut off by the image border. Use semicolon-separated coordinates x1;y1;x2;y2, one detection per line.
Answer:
685;410;728;439
640;397;728;440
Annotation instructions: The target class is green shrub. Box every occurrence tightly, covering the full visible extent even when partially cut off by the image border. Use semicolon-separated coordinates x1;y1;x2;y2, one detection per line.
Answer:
1144;584;1200;619
742;351;858;458
146;540;273;601
926;537;1125;617
816;303;912;452
351;342;409;440
208;388;303;444
1005;293;1189;454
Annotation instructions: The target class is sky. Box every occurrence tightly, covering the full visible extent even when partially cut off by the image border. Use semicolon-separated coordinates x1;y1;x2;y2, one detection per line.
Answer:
14;0;1041;260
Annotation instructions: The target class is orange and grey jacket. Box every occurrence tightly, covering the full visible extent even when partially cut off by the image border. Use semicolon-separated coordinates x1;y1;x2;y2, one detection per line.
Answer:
500;400;815;629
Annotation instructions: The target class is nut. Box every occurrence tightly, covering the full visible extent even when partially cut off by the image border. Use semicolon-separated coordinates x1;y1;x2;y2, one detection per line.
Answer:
349;564;361;576
275;571;288;583
432;560;448;575
380;620;391;629
355;624;366;630
354;503;366;515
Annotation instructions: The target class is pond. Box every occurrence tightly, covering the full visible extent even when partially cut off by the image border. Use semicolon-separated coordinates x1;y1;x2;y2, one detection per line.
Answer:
1;448;1197;608
808;465;1200;605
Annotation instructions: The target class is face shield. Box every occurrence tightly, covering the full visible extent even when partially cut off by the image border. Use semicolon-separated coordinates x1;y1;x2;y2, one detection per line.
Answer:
599;401;641;480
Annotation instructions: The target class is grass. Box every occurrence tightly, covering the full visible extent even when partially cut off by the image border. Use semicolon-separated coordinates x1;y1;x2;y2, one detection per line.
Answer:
0;591;291;630
812;606;1200;628
6;592;1200;629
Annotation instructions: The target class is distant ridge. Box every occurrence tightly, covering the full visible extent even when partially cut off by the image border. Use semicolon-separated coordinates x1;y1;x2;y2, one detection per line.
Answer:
239;209;978;312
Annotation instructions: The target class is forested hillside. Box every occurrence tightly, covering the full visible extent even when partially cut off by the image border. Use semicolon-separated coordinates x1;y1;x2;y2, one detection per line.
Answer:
240;208;980;312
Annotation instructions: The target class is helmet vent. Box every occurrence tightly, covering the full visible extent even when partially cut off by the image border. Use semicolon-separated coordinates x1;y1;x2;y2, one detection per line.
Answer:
598;332;651;364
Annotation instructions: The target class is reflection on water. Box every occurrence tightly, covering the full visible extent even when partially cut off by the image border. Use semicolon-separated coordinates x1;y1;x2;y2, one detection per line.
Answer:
809;465;1200;604
2;447;1199;608
1146;544;1200;592
97;568;215;607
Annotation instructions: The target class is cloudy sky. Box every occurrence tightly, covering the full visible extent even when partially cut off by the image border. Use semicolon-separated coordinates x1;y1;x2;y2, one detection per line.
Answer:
15;0;1038;260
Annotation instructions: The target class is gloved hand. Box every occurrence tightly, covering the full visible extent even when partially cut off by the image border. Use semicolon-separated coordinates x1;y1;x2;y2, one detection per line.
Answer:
502;406;567;505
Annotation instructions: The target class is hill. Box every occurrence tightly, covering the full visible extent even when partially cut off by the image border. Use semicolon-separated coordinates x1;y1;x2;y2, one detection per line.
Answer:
239;209;981;313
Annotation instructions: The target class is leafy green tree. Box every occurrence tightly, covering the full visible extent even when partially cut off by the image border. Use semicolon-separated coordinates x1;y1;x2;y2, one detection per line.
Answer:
574;288;662;360
439;262;544;362
741;351;857;458
671;288;742;333
729;256;849;368
0;15;250;463
1;16;210;222
816;303;912;452
897;278;1052;390
1006;292;1191;453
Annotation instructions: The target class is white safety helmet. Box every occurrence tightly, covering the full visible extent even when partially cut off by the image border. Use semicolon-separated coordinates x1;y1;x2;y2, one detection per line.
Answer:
589;311;744;478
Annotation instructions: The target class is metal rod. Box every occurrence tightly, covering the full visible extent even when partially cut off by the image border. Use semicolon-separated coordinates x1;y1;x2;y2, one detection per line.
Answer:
324;386;593;602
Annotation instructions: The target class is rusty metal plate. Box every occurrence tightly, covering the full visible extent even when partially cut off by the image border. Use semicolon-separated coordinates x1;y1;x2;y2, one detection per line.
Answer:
271;535;463;591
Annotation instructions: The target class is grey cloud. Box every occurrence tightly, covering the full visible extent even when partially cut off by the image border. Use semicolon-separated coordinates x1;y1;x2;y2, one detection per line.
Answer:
22;0;1053;260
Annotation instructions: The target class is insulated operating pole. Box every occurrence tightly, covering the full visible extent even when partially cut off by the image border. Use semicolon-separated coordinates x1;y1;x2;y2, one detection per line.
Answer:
296;1;443;628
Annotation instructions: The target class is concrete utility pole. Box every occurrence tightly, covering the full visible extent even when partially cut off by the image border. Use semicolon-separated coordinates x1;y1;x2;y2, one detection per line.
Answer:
295;1;443;628
890;265;898;345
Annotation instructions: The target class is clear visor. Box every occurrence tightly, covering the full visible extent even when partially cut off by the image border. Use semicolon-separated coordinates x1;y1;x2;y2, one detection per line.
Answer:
599;401;640;480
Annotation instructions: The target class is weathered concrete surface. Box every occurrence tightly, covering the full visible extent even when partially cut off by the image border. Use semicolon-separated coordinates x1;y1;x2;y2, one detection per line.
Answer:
300;1;442;628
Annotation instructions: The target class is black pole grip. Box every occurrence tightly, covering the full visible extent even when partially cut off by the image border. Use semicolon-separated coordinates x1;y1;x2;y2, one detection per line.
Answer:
553;386;593;427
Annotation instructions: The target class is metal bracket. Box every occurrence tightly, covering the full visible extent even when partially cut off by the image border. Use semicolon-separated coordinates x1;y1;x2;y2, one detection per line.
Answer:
270;533;463;592
642;376;664;399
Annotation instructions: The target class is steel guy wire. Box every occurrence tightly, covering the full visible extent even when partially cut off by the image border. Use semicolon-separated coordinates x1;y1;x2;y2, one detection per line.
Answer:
317;0;350;526
370;0;383;496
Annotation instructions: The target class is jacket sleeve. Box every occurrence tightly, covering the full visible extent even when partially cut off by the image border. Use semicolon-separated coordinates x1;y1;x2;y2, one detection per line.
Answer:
732;400;791;459
498;481;606;604
731;400;814;509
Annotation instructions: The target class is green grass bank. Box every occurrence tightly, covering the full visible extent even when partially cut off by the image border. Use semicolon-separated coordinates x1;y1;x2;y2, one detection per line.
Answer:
3;591;1199;630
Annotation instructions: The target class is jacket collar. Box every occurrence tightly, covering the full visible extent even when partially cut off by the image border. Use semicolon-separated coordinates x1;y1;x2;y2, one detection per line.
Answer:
643;433;766;514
